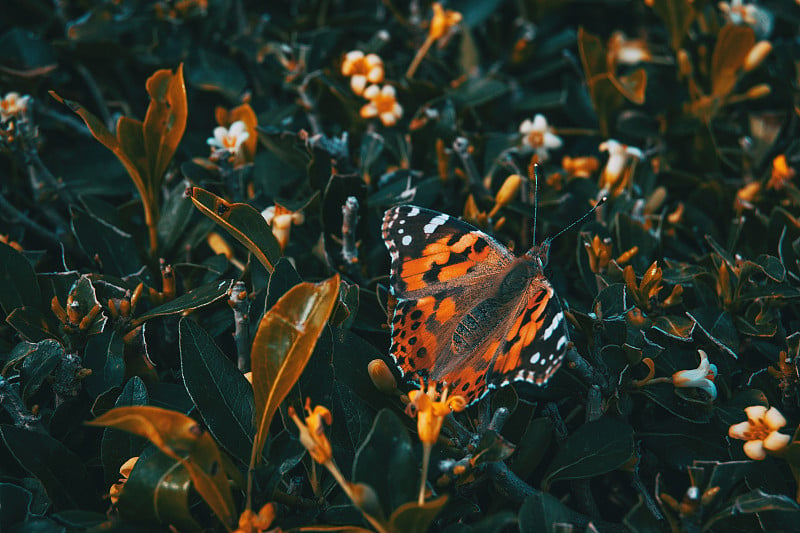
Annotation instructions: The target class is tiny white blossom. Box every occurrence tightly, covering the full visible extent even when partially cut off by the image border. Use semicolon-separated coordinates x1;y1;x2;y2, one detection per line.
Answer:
671;349;718;401
518;114;562;161
207;120;250;155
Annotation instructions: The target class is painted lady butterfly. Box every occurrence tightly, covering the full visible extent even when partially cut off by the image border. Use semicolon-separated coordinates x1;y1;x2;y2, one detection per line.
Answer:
382;205;570;405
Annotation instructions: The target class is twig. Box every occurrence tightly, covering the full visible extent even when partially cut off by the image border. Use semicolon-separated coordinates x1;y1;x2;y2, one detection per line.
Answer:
228;281;251;372
452;137;489;195
52;352;86;407
542;402;568;442
74;62;112;127
0;191;77;254
341;196;360;276
297;72;322;136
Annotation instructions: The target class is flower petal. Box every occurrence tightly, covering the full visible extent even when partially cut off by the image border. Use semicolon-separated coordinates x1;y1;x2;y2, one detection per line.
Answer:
728;420;753;440
763;431;791;451
745;405;768;423
743;439;767;460
764;407;787;430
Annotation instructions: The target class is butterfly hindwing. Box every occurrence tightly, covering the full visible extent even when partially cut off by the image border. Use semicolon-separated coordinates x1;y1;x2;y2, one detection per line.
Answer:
382;204;568;404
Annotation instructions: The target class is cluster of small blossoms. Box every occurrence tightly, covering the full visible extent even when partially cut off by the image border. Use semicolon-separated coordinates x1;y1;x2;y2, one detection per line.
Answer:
340;51;402;126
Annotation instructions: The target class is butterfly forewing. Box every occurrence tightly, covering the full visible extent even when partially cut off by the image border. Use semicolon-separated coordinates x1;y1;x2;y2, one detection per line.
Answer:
382;204;569;404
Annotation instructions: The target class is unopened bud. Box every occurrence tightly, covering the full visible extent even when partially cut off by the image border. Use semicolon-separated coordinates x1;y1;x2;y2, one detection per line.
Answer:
743;41;772;72
745;84;771;100
495;174;522;207
368;359;398;395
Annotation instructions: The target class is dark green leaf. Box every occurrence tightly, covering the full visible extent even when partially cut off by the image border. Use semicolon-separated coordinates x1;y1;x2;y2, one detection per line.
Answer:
651;316;695;340
83;329;125;398
265;258;302;310
0;483;33;529
353;409;418;516
388;496;448;533
65;275;106;335
518;491;574;533
100;377;149;485
179;318;255;464
0;425;101;511
70;206;141;278
687;308;739;359
5;307;57;343
0;242;41;315
543;416;634;489
134;280;233;325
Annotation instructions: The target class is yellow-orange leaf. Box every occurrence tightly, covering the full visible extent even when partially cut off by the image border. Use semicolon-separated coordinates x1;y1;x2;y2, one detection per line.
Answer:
144;64;188;187
87;406;235;530
711;24;755;99
250;275;341;465
188;187;281;273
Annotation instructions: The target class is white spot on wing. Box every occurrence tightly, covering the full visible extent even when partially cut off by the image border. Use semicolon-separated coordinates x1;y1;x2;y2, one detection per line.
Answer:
543;313;563;340
556;335;567;351
529;352;540;364
401;235;412;246
423;214;449;235
408;207;420;217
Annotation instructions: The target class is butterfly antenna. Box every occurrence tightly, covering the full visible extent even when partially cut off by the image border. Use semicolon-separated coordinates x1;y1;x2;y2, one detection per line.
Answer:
531;162;540;246
548;195;608;243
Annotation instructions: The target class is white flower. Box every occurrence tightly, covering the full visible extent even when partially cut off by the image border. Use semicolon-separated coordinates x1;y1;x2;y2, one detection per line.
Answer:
728;406;791;460
598;139;643;195
518;114;563;161
207;120;250;155
262;205;305;251
360;84;403;127
671;349;718;400
1;92;31;123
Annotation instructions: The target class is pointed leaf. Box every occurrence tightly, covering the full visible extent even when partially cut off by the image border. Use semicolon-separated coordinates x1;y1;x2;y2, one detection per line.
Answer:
0;425;101;511
143;64;187;186
49;91;145;195
251;275;340;463
133;279;233;325
543;416;634;490
86;406;235;529
179;318;255;464
388;496;448;533
711;24;755;98
188;187;281;273
0;242;40;315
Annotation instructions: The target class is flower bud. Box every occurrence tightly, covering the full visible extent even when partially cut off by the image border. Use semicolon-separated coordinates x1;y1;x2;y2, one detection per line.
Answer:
368;359;398;395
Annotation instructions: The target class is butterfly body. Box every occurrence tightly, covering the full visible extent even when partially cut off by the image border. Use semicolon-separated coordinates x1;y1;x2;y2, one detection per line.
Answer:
382;205;569;405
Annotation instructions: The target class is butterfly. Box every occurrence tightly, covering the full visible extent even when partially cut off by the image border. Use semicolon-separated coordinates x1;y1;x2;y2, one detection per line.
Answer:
382;204;570;405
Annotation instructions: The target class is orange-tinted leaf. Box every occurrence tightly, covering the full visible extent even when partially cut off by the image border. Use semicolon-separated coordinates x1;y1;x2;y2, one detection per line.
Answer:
144;64;188;186
711;24;755;99
87;406;235;529
250;275;340;464
577;27;606;82
613;68;647;105
647;0;696;52
49;91;145;195
188;187;281;273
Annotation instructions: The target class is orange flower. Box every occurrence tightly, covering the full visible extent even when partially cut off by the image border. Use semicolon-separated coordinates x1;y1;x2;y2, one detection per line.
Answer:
428;2;462;41
360;84;403;127
109;457;139;505
288;398;333;465
767;154;795;191
261;205;305;251
341;51;384;95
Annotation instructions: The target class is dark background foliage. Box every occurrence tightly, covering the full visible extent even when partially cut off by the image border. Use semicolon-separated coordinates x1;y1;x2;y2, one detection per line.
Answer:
2;0;800;531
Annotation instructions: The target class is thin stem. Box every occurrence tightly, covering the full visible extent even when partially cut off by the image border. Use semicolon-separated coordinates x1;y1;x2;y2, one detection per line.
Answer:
406;35;435;79
419;442;431;505
228;281;251;372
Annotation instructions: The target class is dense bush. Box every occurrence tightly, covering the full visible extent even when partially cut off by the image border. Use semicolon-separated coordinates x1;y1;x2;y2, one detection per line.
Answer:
2;1;800;531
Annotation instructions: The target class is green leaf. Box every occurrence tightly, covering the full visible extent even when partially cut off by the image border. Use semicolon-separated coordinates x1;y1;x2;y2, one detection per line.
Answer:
0;242;41;315
353;409;418;516
0;483;33;529
687;308;739;359
518;491;574;532
543;416;634;490
179;318;255;465
705;489;800;530
651;315;695;341
265;257;303;310
251;275;340;464
117;446;200;532
5;307;57;343
87;406;235;529
65;275;107;335
100;376;149;485
188;187;281;273
388;495;448;533
83;329;125;398
70;206;141;277
133;279;233;325
0;425;101;511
